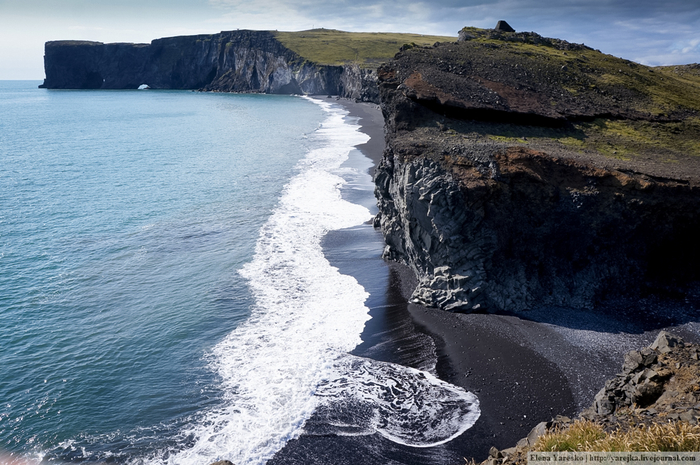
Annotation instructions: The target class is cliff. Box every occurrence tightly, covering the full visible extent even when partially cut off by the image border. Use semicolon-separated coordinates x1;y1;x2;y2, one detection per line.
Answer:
39;29;451;102
40;31;351;96
374;27;700;313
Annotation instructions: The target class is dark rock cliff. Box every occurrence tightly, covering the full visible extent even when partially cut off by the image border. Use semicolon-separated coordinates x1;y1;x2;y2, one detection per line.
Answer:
374;30;700;313
40;30;378;101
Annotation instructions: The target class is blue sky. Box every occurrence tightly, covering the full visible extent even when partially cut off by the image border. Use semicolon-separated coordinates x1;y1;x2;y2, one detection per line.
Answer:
1;0;699;79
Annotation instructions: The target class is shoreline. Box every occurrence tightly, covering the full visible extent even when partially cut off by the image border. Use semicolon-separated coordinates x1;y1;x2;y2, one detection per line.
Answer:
317;96;582;454
307;96;579;459
277;96;700;463
316;96;385;169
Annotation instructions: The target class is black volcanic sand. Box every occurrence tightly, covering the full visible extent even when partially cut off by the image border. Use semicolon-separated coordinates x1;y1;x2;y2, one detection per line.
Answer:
268;97;700;465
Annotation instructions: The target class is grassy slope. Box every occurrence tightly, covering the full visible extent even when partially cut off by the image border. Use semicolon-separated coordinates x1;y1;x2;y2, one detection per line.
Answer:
273;29;454;68
450;28;700;161
534;419;700;452
457;27;700;116
273;27;700;161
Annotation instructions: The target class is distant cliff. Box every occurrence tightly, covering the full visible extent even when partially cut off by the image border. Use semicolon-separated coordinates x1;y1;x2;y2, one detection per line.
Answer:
40;30;379;101
374;27;700;312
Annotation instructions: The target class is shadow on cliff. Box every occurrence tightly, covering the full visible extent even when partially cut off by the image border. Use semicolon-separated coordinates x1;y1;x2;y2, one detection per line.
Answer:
496;288;700;335
390;256;700;336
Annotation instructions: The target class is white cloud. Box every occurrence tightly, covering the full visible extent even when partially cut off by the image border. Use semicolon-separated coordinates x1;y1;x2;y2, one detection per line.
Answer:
2;0;700;79
680;38;700;55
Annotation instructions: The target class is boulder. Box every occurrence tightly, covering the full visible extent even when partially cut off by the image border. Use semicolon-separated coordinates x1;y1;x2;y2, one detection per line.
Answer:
495;20;515;32
651;331;682;354
526;421;550;446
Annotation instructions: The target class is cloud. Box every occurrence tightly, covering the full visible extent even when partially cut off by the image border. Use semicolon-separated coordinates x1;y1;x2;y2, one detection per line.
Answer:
680;38;700;55
204;0;700;66
2;0;700;78
205;0;698;35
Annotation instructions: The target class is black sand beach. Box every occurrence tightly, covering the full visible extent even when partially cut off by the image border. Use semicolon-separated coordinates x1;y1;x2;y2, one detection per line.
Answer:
270;96;700;464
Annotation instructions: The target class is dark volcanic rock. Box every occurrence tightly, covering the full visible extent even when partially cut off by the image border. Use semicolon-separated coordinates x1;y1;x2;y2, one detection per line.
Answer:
40;31;379;101
494;21;515;32
584;331;700;419
382;34;688;124
374;30;700;313
481;332;700;465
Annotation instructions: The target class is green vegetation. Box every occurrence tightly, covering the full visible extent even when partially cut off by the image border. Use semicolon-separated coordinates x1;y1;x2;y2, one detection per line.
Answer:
534;419;700;452
579;118;700;159
480;118;700;161
506;44;696;116
48;40;105;46
273;29;454;67
433;28;700;161
445;114;700;163
488;135;528;144
456;27;700;120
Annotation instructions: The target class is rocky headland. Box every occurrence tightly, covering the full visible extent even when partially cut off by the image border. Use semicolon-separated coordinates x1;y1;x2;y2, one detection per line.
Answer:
374;26;700;313
40;25;700;313
39;29;449;103
40;30;370;97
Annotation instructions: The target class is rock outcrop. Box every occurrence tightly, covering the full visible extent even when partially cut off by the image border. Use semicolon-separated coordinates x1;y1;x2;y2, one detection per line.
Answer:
480;331;700;465
40;30;379;102
494;21;516;33
585;331;700;419
374;28;700;313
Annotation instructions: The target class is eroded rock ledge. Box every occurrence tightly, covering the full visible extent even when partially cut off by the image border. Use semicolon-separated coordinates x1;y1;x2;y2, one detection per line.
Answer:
374;29;700;313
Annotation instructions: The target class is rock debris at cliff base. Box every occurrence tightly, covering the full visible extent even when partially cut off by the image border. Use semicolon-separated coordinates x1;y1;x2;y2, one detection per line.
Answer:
481;331;700;465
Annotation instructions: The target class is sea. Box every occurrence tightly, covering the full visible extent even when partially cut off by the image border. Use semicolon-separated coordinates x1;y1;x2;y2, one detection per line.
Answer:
0;81;480;464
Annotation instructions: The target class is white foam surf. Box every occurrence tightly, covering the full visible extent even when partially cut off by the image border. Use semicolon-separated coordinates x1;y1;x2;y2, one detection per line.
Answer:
312;356;480;447
135;98;480;465
138;99;372;465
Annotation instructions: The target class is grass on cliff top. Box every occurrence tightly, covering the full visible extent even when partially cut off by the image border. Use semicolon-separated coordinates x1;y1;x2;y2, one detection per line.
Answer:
533;419;700;452
575;118;700;160
47;40;105;46
440;28;700;161
455;116;700;162
273;29;454;67
458;27;700;119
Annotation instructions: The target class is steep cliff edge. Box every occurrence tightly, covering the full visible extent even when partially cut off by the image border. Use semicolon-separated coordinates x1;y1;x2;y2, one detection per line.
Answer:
39;29;451;102
40;31;352;96
374;28;700;313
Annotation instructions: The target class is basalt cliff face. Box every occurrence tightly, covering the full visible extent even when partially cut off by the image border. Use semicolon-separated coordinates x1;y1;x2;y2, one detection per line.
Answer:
40;30;378;101
374;29;700;313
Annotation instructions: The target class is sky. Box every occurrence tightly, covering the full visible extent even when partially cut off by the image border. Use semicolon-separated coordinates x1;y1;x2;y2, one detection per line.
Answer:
1;0;699;80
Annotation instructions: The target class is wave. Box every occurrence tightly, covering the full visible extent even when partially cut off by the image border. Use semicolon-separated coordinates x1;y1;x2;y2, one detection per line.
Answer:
157;98;479;464
312;356;480;448
42;97;481;465
139;99;373;465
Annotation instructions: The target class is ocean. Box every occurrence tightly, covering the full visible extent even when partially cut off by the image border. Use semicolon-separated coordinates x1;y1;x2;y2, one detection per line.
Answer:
0;81;479;464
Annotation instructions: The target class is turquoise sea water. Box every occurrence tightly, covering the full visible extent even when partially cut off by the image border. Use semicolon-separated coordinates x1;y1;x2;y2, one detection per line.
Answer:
0;81;479;464
1;82;326;461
